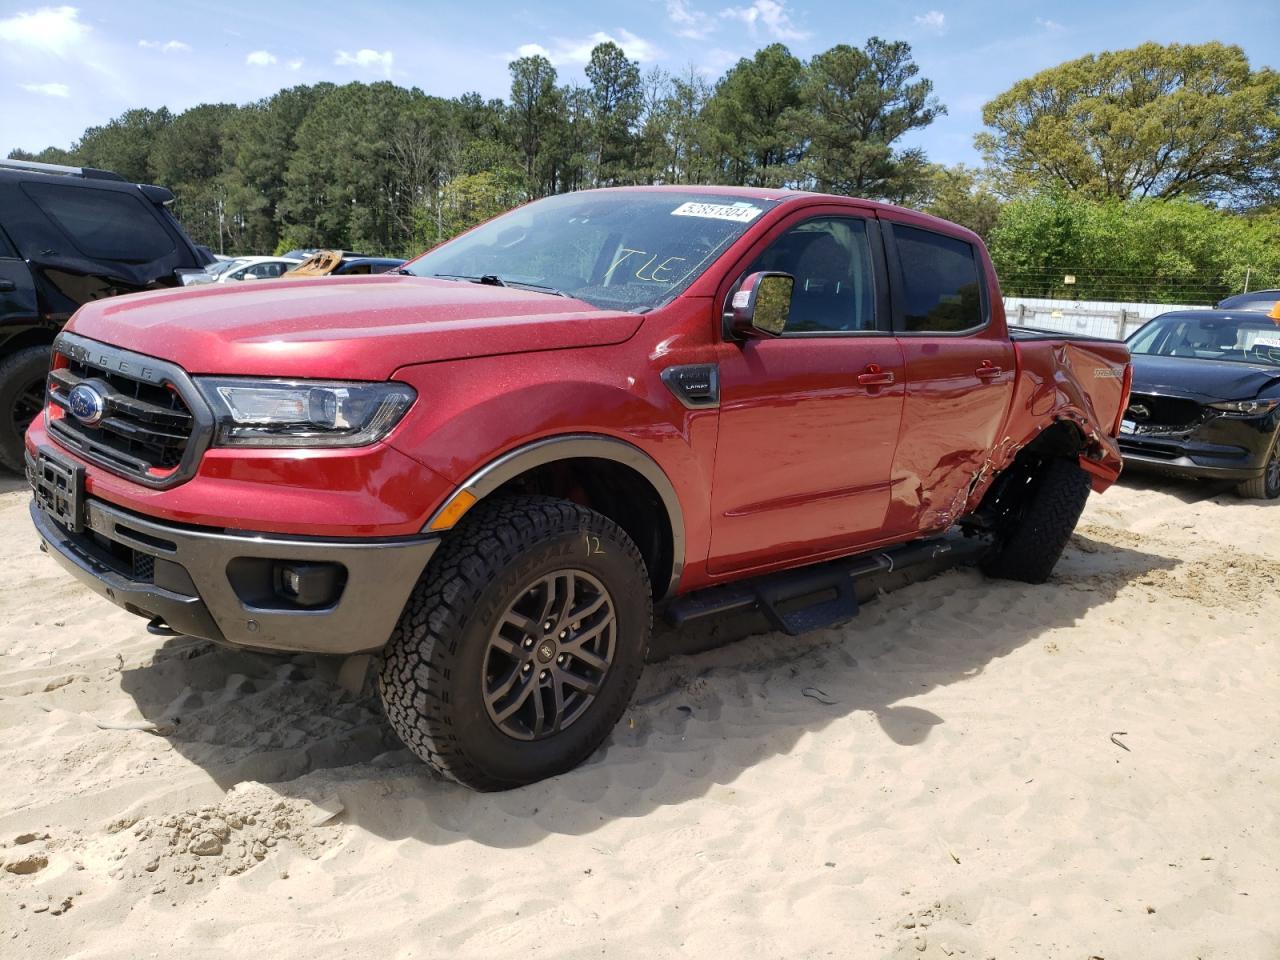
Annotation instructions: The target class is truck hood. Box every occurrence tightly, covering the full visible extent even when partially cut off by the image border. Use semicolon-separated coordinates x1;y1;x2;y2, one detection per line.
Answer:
64;275;643;380
1130;354;1280;402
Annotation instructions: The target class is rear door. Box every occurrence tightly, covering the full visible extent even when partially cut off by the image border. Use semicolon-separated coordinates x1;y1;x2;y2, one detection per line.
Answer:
0;225;38;322
708;209;906;575
882;220;1015;534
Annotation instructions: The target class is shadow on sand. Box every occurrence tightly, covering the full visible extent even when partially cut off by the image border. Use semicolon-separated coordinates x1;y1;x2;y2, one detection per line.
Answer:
1116;467;1254;505
118;530;1177;847
0;473;31;496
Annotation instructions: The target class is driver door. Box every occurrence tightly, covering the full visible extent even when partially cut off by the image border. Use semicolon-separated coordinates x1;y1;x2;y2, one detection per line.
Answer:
708;212;906;575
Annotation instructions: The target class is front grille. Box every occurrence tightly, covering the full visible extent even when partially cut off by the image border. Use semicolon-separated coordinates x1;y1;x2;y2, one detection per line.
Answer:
132;551;155;581
62;521;157;584
45;336;206;487
1118;438;1180;460
1124;392;1207;432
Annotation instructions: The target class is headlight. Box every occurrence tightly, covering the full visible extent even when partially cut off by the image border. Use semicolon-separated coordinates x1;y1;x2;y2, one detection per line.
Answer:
196;378;416;447
1208;398;1280;416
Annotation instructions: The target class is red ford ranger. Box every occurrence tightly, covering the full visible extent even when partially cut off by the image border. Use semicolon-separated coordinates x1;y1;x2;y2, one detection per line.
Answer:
26;187;1131;790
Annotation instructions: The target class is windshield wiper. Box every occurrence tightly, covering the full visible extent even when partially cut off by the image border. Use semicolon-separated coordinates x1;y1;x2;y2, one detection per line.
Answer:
431;273;569;297
504;279;570;298
431;272;505;286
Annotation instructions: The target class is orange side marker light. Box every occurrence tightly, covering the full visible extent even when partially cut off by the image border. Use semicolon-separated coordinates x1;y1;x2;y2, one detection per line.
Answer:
428;490;477;531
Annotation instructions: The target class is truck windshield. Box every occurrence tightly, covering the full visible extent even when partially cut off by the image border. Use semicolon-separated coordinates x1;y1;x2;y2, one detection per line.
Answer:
1128;313;1280;368
403;191;778;311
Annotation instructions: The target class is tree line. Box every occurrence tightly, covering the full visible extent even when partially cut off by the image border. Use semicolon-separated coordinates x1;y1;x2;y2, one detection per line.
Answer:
10;38;1280;302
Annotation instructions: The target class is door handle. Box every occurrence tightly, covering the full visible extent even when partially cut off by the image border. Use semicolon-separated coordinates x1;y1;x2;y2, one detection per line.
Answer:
0;280;14;292
975;364;1002;380
857;364;895;386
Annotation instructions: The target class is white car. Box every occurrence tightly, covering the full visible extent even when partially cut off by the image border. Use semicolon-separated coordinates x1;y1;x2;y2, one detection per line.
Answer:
184;256;302;285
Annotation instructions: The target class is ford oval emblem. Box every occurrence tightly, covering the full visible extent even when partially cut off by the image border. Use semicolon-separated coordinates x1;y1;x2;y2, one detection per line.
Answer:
67;383;107;426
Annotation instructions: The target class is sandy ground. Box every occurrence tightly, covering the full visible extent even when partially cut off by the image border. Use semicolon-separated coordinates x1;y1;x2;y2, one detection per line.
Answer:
0;471;1277;959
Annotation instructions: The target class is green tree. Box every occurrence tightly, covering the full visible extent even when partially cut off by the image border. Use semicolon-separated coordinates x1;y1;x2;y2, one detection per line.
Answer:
7;146;78;165
150;103;238;250
279;82;449;254
664;66;715;184
585;42;642;185
507;54;562;197
75;107;173;183
988;192;1280;303
224;84;333;255
416;169;525;247
703;44;804;186
978;41;1280;206
918;164;1003;241
797;39;945;201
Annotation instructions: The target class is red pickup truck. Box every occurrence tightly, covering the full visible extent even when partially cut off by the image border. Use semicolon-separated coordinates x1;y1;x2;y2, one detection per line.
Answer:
26;187;1130;790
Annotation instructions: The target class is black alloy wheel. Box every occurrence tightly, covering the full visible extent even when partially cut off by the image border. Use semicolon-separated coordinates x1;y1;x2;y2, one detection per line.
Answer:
1238;438;1280;500
378;495;652;790
12;376;44;437
0;345;53;472
482;570;616;741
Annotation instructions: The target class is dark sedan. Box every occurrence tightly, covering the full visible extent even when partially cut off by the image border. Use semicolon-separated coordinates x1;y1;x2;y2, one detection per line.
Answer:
1120;309;1280;499
1217;289;1280;314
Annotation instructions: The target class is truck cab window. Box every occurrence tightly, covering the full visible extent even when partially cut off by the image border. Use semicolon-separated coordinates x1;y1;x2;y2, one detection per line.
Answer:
893;225;984;333
743;217;875;334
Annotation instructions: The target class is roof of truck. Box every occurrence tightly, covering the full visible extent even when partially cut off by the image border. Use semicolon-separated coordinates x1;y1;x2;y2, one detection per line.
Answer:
579;184;984;246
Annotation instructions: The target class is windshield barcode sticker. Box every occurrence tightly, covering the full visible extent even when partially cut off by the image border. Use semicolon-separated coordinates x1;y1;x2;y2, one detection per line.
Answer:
671;201;762;223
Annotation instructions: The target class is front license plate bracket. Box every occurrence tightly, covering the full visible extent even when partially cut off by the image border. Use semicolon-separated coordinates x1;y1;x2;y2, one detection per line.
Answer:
30;448;85;533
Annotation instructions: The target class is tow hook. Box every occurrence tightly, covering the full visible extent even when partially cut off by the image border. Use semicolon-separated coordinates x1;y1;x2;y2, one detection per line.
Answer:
145;616;181;637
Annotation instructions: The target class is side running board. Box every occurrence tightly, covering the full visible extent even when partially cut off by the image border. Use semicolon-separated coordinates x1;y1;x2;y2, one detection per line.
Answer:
664;534;985;637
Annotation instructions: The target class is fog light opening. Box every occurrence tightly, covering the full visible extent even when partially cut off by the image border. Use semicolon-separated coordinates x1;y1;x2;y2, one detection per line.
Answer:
273;561;345;608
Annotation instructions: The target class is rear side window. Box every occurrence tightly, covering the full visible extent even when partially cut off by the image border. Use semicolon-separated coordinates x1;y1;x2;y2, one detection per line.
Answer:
20;182;175;262
893;225;984;333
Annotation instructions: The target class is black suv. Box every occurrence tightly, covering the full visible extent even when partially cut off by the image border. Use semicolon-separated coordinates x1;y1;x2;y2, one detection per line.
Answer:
0;159;213;470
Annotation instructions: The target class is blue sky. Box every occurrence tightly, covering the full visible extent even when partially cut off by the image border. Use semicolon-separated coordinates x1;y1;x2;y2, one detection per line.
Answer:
1;1;1277;169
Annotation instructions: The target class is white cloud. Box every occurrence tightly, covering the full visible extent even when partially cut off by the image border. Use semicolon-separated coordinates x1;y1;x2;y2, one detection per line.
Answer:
1035;16;1065;31
697;47;743;76
913;10;947;34
246;49;277;66
719;0;808;41
0;5;89;56
334;48;394;75
139;39;191;53
20;80;70;97
287;58;304;70
510;30;661;67
667;0;715;39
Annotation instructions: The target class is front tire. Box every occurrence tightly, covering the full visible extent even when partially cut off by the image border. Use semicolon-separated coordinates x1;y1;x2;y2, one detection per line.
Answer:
378;495;652;790
1237;440;1280;500
982;457;1093;584
0;345;51;473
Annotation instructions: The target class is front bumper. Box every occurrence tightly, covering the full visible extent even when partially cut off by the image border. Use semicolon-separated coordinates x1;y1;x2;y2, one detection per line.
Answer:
31;493;439;655
1118;433;1269;481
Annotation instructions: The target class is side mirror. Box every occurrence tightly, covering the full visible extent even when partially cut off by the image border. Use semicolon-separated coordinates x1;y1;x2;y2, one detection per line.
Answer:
727;271;793;339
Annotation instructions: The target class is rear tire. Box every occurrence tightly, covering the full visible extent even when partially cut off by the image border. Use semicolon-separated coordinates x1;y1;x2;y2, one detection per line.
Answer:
378;495;652;791
982;457;1092;584
1236;440;1280;500
0;345;51;473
